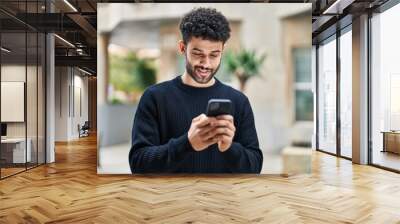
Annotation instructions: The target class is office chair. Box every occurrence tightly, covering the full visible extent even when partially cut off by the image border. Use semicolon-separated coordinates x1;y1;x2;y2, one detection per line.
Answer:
79;121;90;138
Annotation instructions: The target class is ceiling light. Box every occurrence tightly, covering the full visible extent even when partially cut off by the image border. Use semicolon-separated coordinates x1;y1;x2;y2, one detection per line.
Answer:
1;47;11;53
78;67;92;76
323;0;354;15
54;34;75;48
63;0;78;12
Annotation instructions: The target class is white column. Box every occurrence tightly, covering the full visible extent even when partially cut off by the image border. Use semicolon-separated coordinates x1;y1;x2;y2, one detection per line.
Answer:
46;32;55;163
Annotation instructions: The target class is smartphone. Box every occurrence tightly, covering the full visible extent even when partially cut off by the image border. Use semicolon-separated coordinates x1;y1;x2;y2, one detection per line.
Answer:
206;99;232;117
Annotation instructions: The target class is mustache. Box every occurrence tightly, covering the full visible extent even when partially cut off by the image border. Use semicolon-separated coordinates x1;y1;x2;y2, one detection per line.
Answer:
194;66;213;71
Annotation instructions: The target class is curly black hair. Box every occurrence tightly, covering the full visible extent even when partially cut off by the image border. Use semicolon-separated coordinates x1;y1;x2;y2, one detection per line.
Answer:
179;7;231;45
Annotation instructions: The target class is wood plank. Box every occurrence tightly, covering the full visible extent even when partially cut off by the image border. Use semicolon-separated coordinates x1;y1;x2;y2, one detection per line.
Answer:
0;134;399;223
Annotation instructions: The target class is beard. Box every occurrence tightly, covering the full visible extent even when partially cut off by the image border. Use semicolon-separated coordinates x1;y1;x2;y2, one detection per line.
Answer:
185;57;221;84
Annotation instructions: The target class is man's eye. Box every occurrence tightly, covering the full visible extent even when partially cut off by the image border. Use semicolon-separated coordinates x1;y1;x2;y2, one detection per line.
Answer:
210;54;218;58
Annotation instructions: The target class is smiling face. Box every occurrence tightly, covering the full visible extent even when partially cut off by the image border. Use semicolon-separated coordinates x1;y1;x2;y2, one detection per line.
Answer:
179;37;224;84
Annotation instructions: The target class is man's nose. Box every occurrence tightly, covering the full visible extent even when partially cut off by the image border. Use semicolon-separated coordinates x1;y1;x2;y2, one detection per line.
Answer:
200;57;211;68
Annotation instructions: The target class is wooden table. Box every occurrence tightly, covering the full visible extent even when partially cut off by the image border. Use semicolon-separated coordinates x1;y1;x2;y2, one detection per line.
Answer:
381;131;400;154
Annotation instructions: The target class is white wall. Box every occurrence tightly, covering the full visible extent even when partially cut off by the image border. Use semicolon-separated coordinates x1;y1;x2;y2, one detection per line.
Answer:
55;67;68;141
1;65;34;138
55;67;89;141
1;82;25;122
72;73;89;138
1;66;26;127
1;64;46;164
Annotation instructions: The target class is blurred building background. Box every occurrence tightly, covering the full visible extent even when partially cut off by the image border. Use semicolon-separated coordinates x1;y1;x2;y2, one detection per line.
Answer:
97;3;312;174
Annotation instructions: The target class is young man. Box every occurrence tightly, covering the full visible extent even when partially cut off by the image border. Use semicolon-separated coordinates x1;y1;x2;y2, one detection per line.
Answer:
129;7;263;173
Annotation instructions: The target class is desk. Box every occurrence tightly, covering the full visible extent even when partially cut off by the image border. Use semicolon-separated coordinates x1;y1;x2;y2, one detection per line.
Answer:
381;131;400;154
1;138;31;163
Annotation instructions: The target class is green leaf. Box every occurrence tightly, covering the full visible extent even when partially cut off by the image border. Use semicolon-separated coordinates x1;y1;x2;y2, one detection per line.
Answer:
223;48;266;79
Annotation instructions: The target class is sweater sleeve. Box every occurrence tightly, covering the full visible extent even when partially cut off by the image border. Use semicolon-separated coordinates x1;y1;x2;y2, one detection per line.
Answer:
128;89;193;173
221;96;263;173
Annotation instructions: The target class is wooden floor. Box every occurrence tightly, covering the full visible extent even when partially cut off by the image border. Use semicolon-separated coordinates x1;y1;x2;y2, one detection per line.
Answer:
1;135;400;223
1;163;45;178
373;151;400;171
1;167;26;178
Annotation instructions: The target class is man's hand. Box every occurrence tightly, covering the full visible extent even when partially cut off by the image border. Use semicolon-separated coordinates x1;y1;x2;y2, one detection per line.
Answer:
210;115;236;152
188;114;219;151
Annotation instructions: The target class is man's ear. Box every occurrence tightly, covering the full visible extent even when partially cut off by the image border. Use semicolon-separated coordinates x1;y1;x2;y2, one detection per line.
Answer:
178;40;185;55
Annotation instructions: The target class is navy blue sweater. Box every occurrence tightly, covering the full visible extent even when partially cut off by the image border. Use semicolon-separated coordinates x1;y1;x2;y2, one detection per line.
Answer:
128;75;263;173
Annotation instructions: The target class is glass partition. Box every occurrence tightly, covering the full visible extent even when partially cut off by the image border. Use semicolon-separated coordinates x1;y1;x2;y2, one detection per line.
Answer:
0;1;46;179
317;36;337;154
1;30;28;178
371;3;400;171
38;32;45;165
27;30;38;169
339;28;352;158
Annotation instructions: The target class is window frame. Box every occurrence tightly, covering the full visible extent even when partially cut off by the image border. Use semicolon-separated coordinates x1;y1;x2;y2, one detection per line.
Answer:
314;22;353;160
368;1;400;173
293;47;313;122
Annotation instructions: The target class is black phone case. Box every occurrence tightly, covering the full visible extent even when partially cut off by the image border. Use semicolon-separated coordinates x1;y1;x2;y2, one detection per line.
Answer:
206;99;232;116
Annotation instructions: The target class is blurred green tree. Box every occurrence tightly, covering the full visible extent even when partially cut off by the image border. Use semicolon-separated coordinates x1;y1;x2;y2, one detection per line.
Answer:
109;52;156;104
224;48;266;92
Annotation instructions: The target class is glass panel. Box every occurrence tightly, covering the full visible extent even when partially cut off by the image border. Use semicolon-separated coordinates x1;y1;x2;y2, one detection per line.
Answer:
0;1;46;178
293;47;313;122
340;29;352;158
1;30;27;177
26;0;38;169
294;48;312;83
371;4;400;171
318;37;337;154
296;90;313;121
27;31;38;169
38;32;45;165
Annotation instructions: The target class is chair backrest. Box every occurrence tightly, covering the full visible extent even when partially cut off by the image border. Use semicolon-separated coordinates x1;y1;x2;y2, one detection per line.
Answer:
82;121;90;129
